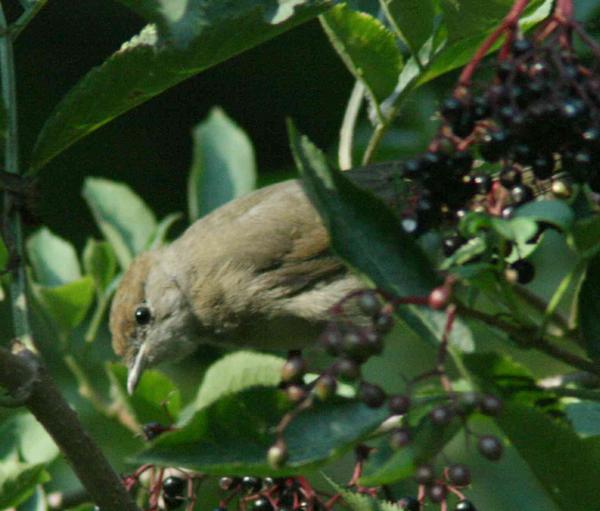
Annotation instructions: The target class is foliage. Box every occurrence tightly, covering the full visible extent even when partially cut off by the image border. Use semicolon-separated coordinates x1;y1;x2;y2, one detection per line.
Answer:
1;1;600;511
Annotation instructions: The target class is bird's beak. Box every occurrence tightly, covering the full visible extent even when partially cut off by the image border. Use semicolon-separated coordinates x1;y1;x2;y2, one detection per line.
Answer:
127;343;147;395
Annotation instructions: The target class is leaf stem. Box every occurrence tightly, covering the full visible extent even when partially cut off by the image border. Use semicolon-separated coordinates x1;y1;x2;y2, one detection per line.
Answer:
361;103;399;166
11;0;47;41
338;80;365;170
0;3;33;350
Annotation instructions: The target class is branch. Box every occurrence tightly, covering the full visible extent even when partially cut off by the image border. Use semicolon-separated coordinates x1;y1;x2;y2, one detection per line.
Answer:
456;303;600;376
0;343;139;511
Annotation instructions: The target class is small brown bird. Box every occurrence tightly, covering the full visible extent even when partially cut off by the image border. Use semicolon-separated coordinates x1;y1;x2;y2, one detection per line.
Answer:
110;164;403;394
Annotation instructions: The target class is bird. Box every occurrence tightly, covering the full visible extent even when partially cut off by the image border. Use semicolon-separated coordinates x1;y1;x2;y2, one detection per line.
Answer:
109;162;404;394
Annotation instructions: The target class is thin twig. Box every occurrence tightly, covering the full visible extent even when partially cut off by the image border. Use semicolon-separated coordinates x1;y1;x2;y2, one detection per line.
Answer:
0;2;33;351
0;344;139;511
338;80;365;170
456;303;600;375
11;0;47;41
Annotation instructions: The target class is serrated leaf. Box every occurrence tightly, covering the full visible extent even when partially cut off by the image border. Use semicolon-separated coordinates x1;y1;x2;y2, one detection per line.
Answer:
327;477;401;511
135;387;388;476
188;107;257;221
31;1;331;172
565;402;600;438
577;253;600;359
32;277;95;333
320;5;403;103
288;121;437;298
26;228;81;286
82;178;156;269
180;351;285;424
0;463;48;510
381;0;435;55
83;239;117;292
108;363;181;425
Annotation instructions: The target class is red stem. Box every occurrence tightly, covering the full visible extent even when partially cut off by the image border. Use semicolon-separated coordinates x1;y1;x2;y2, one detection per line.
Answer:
458;0;531;86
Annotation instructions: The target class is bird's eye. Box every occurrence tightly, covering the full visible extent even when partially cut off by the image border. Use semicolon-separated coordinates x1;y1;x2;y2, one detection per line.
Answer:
134;305;152;326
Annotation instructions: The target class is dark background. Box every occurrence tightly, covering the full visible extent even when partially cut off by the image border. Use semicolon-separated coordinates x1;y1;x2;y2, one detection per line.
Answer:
10;0;353;247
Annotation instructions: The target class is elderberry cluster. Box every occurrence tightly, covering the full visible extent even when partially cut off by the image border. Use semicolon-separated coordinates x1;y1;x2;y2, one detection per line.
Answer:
396;33;600;287
215;476;324;511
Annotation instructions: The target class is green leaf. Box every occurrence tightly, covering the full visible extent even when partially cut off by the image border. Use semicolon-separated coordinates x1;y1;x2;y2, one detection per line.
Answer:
381;0;435;55
83;239;117;292
466;352;600;510
288;121;437;298
320;5;403;103
17;486;47;511
359;412;461;486
390;0;552;103
188;107;257;221
147;213;183;250
26;228;81;286
135;387;387;475
32;277;95;332
82;178;157;269
30;1;332;172
514;199;574;232
327;478;401;511
108;363;181;425
569;215;600;257
0;414;59;466
577;253;600;359
0;463;48;510
180;351;285;424
566;402;600;438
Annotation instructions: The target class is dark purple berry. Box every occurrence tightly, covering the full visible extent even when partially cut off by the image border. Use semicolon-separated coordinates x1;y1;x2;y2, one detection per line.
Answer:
499;166;522;189
472;96;491;120
358;381;386;408
448;463;471;486
430;405;455;426
314;374;337;401
281;355;306;383
510;184;534;205
142;422;169;441
508;259;535;284
398;496;420;511
427;483;447;503
342;330;371;362
389;394;411;414
320;327;343;356
390;427;411;449
403;158;424;179
164;495;184;510
481;394;503;416
358;291;381;316
441;97;464;124
458;392;481;414
477;435;503;461
501;205;515;219
253;497;274;511
334;358;360;381
219;477;240;491
560;98;586;122
415;464;435;485
511;38;533;56
241;476;262;494
455;500;477;511
163;476;185;498
532;154;554;179
374;312;395;333
480;131;510;162
448;151;474;175
472;174;493;194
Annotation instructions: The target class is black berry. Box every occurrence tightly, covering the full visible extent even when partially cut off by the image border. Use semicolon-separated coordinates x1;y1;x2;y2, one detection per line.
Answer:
241;476;262;494
415;464;435;485
253;497;274;511
430;405;455;426
358;381;386;408
427;483;447;503
455;500;477;511
163;476;185;498
388;394;411;414
398;496;420;511
481;394;503;416
508;259;535;284
390;427;411;449
477;435;503;461
447;463;471;486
